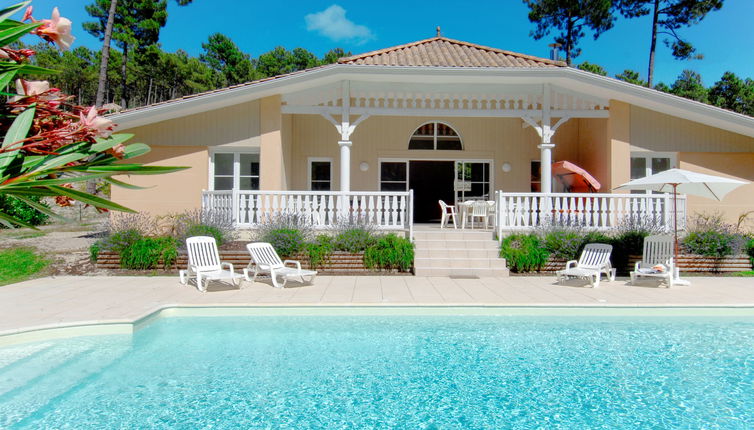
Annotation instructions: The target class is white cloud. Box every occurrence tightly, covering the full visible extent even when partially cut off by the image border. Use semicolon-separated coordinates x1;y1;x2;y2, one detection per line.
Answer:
305;5;374;44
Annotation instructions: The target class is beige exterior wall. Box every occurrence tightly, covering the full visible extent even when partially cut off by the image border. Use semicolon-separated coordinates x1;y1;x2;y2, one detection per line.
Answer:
288;114;574;193
111;145;208;214
626;105;754;223
112;93;753;224
113;100;261;215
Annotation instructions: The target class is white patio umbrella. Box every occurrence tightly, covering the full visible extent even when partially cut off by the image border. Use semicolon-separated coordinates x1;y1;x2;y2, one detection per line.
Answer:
615;168;749;260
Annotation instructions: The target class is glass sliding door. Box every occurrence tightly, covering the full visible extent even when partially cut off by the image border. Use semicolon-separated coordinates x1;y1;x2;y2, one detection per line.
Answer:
455;161;491;203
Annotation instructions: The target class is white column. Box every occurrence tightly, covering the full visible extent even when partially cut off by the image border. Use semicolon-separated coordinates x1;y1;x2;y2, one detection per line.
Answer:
538;142;554;194
339;140;351;192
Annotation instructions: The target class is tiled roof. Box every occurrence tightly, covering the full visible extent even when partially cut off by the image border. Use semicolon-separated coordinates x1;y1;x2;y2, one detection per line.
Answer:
115;37;564;116
338;36;566;68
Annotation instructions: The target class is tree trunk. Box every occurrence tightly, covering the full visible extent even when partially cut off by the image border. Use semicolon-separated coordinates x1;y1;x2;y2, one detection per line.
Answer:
95;0;118;107
565;17;574;66
647;0;660;87
120;42;128;108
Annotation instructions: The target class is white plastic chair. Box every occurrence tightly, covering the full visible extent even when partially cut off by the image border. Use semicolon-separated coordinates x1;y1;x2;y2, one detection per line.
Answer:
244;242;317;288
463;201;489;229
438;200;457;229
630;235;676;288
179;236;244;292
556;243;616;288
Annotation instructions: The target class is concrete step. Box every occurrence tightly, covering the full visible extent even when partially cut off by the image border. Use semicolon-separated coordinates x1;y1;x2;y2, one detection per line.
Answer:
415;248;500;259
414;239;500;250
415;257;508;270
413;230;495;241
414;267;509;277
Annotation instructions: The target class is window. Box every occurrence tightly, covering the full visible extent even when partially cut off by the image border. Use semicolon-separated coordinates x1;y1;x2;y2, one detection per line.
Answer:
211;151;260;190
309;158;332;191
456;161;491;201
530;160;541;192
380;161;408;191
408;122;462;150
630;152;675;193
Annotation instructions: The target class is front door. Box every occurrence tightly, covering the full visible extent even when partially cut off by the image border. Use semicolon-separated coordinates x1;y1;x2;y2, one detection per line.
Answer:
409;161;455;223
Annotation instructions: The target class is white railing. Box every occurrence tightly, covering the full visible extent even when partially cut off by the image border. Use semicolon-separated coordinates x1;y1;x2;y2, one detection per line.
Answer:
495;191;687;237
202;190;414;235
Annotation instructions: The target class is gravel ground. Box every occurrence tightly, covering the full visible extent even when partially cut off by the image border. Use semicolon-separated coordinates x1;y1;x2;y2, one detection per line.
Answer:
0;214;109;276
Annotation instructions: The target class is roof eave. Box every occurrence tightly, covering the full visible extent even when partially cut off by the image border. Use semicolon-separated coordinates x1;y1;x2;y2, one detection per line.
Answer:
111;64;754;138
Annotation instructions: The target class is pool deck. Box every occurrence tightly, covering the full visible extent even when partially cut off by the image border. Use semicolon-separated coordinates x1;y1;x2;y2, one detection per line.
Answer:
1;275;753;336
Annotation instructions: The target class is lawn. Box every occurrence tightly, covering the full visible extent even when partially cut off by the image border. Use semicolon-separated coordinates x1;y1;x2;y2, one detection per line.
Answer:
0;247;51;286
732;270;754;277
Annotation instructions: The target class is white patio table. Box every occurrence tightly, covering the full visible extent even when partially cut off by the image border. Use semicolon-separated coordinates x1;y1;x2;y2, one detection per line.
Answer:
459;200;495;229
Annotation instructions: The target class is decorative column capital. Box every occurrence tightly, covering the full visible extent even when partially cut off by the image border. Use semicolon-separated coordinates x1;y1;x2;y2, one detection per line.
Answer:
338;140;352;147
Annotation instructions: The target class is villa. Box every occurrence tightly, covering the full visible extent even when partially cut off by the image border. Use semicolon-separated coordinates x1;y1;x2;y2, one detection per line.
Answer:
109;36;754;235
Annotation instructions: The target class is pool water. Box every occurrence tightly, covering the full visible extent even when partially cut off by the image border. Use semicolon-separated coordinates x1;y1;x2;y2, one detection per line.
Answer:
1;314;753;429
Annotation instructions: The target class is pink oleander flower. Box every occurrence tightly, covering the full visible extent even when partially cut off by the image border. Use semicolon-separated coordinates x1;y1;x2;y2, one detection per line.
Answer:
15;79;50;96
107;143;126;159
22;6;33;22
32;7;75;50
79;106;114;138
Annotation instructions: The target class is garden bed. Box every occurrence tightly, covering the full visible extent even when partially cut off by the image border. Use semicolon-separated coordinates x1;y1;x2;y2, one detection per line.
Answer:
95;248;412;275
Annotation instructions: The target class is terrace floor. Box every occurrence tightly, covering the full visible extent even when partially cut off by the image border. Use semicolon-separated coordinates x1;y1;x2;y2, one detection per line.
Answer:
1;275;753;336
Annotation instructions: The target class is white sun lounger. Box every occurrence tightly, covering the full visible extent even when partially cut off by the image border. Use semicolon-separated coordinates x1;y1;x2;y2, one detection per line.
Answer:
244;242;317;288
630;235;676;288
179;236;244;292
556;243;616;288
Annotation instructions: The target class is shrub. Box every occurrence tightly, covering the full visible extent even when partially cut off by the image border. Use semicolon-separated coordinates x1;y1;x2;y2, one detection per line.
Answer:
305;235;334;270
364;234;414;272
0;195;49;227
333;228;377;253
746;238;754;265
171;209;236;246
89;229;143;262
184;224;224;245
499;234;548;273
262;228;306;258
108;212;155;236
682;231;741;257
542;230;584;261
120;237;178;270
682;212;746;257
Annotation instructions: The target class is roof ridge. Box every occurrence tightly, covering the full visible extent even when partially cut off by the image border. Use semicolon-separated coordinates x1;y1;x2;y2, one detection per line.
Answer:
337;36;443;63
338;36;567;67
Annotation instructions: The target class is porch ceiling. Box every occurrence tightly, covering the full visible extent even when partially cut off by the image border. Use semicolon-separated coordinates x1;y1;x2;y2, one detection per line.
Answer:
281;81;610;119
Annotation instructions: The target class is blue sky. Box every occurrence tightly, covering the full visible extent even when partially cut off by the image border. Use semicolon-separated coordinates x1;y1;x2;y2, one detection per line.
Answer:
25;0;754;86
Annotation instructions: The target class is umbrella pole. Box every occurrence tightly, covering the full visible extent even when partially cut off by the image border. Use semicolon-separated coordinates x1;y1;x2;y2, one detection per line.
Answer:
673;183;678;262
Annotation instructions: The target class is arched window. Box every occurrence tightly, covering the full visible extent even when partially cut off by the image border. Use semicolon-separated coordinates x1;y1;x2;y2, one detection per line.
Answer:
408;122;462;150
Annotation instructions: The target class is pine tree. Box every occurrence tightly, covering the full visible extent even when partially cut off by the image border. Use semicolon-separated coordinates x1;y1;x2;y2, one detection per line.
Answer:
577;61;608;76
669;69;708;102
617;0;724;87
615;69;648;86
523;0;616;65
199;33;254;86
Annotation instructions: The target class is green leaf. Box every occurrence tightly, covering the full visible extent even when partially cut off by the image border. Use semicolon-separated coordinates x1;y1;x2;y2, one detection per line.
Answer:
3;172;113;187
48;185;136;213
104;177;151;190
91;133;134;152
0;21;40;47
15;63;59;75
0;69;17;92
75;165;189;175
0;104;34;173
0;2;30;24
2;104;34;148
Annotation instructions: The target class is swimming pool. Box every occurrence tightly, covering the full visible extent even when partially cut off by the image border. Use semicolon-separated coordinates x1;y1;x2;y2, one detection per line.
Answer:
1;309;753;428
